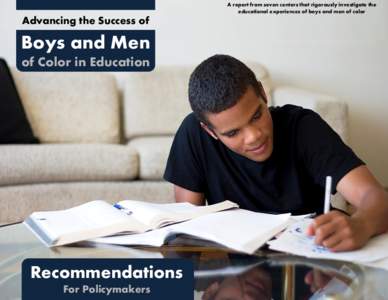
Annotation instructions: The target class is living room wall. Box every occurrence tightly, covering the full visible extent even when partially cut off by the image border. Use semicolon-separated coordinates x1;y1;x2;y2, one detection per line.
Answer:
1;0;387;186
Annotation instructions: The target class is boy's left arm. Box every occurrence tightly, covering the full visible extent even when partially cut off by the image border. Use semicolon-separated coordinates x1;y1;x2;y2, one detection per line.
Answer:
306;165;388;251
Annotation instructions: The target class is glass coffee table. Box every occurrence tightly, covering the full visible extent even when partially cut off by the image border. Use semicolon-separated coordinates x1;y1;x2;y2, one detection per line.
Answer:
1;223;388;300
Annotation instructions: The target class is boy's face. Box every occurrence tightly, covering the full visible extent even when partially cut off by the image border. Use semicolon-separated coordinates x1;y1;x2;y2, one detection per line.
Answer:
202;86;274;162
202;267;272;300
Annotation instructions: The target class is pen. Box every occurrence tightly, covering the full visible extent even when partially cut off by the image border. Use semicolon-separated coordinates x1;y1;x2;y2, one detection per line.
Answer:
324;176;332;214
113;203;133;215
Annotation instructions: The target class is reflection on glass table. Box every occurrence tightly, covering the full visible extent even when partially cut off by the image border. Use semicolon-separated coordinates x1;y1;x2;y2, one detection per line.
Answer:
175;252;364;300
1;224;388;300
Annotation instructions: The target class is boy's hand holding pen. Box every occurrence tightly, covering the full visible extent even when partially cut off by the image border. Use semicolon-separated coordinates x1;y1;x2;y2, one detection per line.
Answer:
306;176;371;252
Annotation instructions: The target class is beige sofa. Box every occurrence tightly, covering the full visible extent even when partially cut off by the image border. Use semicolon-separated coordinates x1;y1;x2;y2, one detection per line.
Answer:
0;63;348;223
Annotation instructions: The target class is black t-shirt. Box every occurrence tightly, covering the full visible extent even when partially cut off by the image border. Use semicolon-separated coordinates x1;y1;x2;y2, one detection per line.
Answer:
164;105;364;214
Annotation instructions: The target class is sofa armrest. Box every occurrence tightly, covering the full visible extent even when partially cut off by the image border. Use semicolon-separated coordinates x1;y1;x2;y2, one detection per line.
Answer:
271;86;348;142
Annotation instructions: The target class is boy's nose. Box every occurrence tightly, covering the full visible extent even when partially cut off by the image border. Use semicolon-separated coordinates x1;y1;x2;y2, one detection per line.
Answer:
244;125;263;146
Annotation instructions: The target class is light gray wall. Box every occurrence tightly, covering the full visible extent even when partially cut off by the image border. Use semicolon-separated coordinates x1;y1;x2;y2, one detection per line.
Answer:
1;0;387;185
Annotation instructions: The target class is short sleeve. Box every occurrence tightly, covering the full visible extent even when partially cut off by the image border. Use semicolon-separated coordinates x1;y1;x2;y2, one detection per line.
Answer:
163;114;206;193
296;110;364;192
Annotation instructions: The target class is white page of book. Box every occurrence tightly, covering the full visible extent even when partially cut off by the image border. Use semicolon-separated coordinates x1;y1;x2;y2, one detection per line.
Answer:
166;209;290;253
117;201;195;227
25;200;148;245
28;201;128;237
93;226;171;247
71;200;131;227
93;209;291;254
117;200;238;228
268;218;388;263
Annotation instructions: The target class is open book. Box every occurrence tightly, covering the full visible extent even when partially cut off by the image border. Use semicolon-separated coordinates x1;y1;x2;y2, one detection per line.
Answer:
23;200;238;247
92;209;291;254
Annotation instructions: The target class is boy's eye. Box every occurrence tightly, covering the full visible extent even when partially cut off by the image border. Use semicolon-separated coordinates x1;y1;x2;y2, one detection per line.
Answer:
252;111;262;120
225;130;239;138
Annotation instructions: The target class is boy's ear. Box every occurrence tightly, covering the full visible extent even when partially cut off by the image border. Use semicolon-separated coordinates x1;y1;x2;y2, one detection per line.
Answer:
200;122;218;140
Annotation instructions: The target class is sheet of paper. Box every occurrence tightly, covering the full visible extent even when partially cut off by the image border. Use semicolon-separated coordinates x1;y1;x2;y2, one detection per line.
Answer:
365;257;388;271
268;218;388;263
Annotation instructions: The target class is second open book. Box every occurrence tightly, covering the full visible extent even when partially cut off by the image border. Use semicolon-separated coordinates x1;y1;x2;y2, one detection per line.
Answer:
93;208;291;254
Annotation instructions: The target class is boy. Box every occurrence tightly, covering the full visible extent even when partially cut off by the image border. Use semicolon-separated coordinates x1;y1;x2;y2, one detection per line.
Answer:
164;55;388;251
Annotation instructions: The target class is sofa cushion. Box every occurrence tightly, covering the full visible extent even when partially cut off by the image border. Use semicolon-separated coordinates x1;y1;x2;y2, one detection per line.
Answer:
11;71;120;143
128;136;173;180
123;63;271;139
0;58;38;144
272;86;348;141
0;181;174;224
0;144;138;186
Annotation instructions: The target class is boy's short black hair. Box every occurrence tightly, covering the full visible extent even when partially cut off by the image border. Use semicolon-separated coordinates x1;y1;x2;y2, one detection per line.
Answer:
188;54;263;125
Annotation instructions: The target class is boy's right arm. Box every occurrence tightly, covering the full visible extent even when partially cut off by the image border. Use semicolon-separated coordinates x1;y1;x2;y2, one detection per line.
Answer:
174;185;205;206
